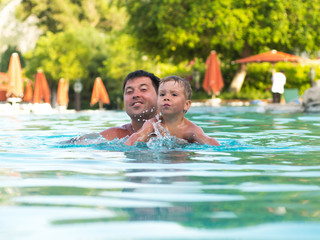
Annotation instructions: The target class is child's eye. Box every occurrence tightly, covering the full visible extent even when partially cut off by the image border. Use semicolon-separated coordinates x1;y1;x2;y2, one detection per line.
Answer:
172;93;177;96
159;93;165;96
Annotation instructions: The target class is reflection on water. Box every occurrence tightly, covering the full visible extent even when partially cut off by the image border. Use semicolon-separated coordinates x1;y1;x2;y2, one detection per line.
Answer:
1;106;320;239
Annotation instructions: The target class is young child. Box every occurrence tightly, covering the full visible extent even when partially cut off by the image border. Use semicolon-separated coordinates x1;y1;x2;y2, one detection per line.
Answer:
124;75;220;146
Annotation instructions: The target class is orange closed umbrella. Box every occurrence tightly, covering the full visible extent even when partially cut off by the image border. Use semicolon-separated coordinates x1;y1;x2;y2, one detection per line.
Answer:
7;53;24;98
33;70;51;104
90;77;110;108
203;51;224;96
22;80;33;102
57;78;69;106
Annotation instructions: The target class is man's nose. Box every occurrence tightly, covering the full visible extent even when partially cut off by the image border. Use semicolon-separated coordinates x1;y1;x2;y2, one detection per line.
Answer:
132;90;140;98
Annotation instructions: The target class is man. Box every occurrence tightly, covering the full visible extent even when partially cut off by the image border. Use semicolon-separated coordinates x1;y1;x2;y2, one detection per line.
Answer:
271;70;286;103
64;70;159;144
100;70;160;140
125;75;220;146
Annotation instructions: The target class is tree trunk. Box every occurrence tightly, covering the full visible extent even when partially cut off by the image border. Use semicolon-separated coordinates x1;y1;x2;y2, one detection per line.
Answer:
229;64;247;93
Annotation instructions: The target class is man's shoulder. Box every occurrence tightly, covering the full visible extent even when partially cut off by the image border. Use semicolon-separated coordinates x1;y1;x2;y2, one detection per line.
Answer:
100;124;132;140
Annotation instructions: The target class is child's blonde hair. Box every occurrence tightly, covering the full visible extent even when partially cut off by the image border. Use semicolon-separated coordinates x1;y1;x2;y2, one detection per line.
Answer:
160;75;192;100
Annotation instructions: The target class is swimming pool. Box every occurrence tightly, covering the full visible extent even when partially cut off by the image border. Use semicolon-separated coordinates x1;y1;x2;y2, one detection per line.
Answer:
1;106;320;239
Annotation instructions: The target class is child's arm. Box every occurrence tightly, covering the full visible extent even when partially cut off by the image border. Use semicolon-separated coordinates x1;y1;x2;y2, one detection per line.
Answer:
124;121;155;146
191;126;220;146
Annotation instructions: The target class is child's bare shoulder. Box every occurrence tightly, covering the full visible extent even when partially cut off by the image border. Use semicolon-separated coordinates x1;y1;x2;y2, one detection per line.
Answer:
184;118;203;133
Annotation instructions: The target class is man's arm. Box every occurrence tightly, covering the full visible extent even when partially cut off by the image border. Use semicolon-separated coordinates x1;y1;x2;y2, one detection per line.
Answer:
60;132;101;145
62;125;131;145
100;125;131;141
124;121;154;146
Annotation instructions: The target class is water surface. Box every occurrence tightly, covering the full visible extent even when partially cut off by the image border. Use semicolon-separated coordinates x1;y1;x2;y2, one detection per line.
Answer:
1;106;320;239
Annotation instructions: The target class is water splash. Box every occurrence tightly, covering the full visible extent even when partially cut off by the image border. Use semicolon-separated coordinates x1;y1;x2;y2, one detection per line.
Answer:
151;118;168;138
146;135;189;150
58;132;242;152
56;134;320;153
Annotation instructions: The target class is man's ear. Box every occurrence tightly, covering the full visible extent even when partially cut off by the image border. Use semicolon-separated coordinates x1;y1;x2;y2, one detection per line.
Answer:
184;100;192;113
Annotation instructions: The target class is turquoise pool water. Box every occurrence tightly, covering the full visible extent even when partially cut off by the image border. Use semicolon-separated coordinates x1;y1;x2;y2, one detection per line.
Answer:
1;106;320;239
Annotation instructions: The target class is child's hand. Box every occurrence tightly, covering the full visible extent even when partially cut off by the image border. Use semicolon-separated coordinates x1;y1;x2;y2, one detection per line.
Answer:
124;133;139;146
124;121;155;146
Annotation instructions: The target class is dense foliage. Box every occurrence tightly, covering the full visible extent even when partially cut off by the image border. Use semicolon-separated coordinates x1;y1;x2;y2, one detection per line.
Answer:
1;0;320;107
16;0;126;33
123;0;320;62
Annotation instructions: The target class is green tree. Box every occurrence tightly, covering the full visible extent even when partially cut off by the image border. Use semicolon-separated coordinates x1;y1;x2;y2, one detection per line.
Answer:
123;0;320;94
0;46;25;72
25;31;86;83
17;0;134;108
16;0;126;33
24;26;109;86
123;0;320;61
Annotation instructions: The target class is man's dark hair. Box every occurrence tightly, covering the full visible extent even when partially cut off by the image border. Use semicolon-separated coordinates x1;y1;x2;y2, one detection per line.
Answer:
122;70;160;93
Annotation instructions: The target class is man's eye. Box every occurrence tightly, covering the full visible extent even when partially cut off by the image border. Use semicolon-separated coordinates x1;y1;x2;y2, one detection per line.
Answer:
125;90;133;94
141;88;147;92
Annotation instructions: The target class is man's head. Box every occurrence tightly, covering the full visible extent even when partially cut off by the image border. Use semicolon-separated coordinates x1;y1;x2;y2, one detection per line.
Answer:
123;70;160;122
123;70;160;94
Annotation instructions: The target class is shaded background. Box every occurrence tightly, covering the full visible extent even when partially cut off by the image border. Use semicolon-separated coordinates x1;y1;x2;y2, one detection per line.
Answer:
1;0;320;109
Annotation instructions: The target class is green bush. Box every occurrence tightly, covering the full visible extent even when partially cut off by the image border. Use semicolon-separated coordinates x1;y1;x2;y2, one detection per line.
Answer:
220;87;272;100
275;62;313;95
219;62;316;101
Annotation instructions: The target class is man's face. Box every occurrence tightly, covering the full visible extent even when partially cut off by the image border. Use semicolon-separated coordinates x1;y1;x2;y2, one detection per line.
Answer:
123;76;158;121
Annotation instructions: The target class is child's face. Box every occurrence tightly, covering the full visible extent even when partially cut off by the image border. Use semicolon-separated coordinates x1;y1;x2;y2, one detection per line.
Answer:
158;81;191;116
